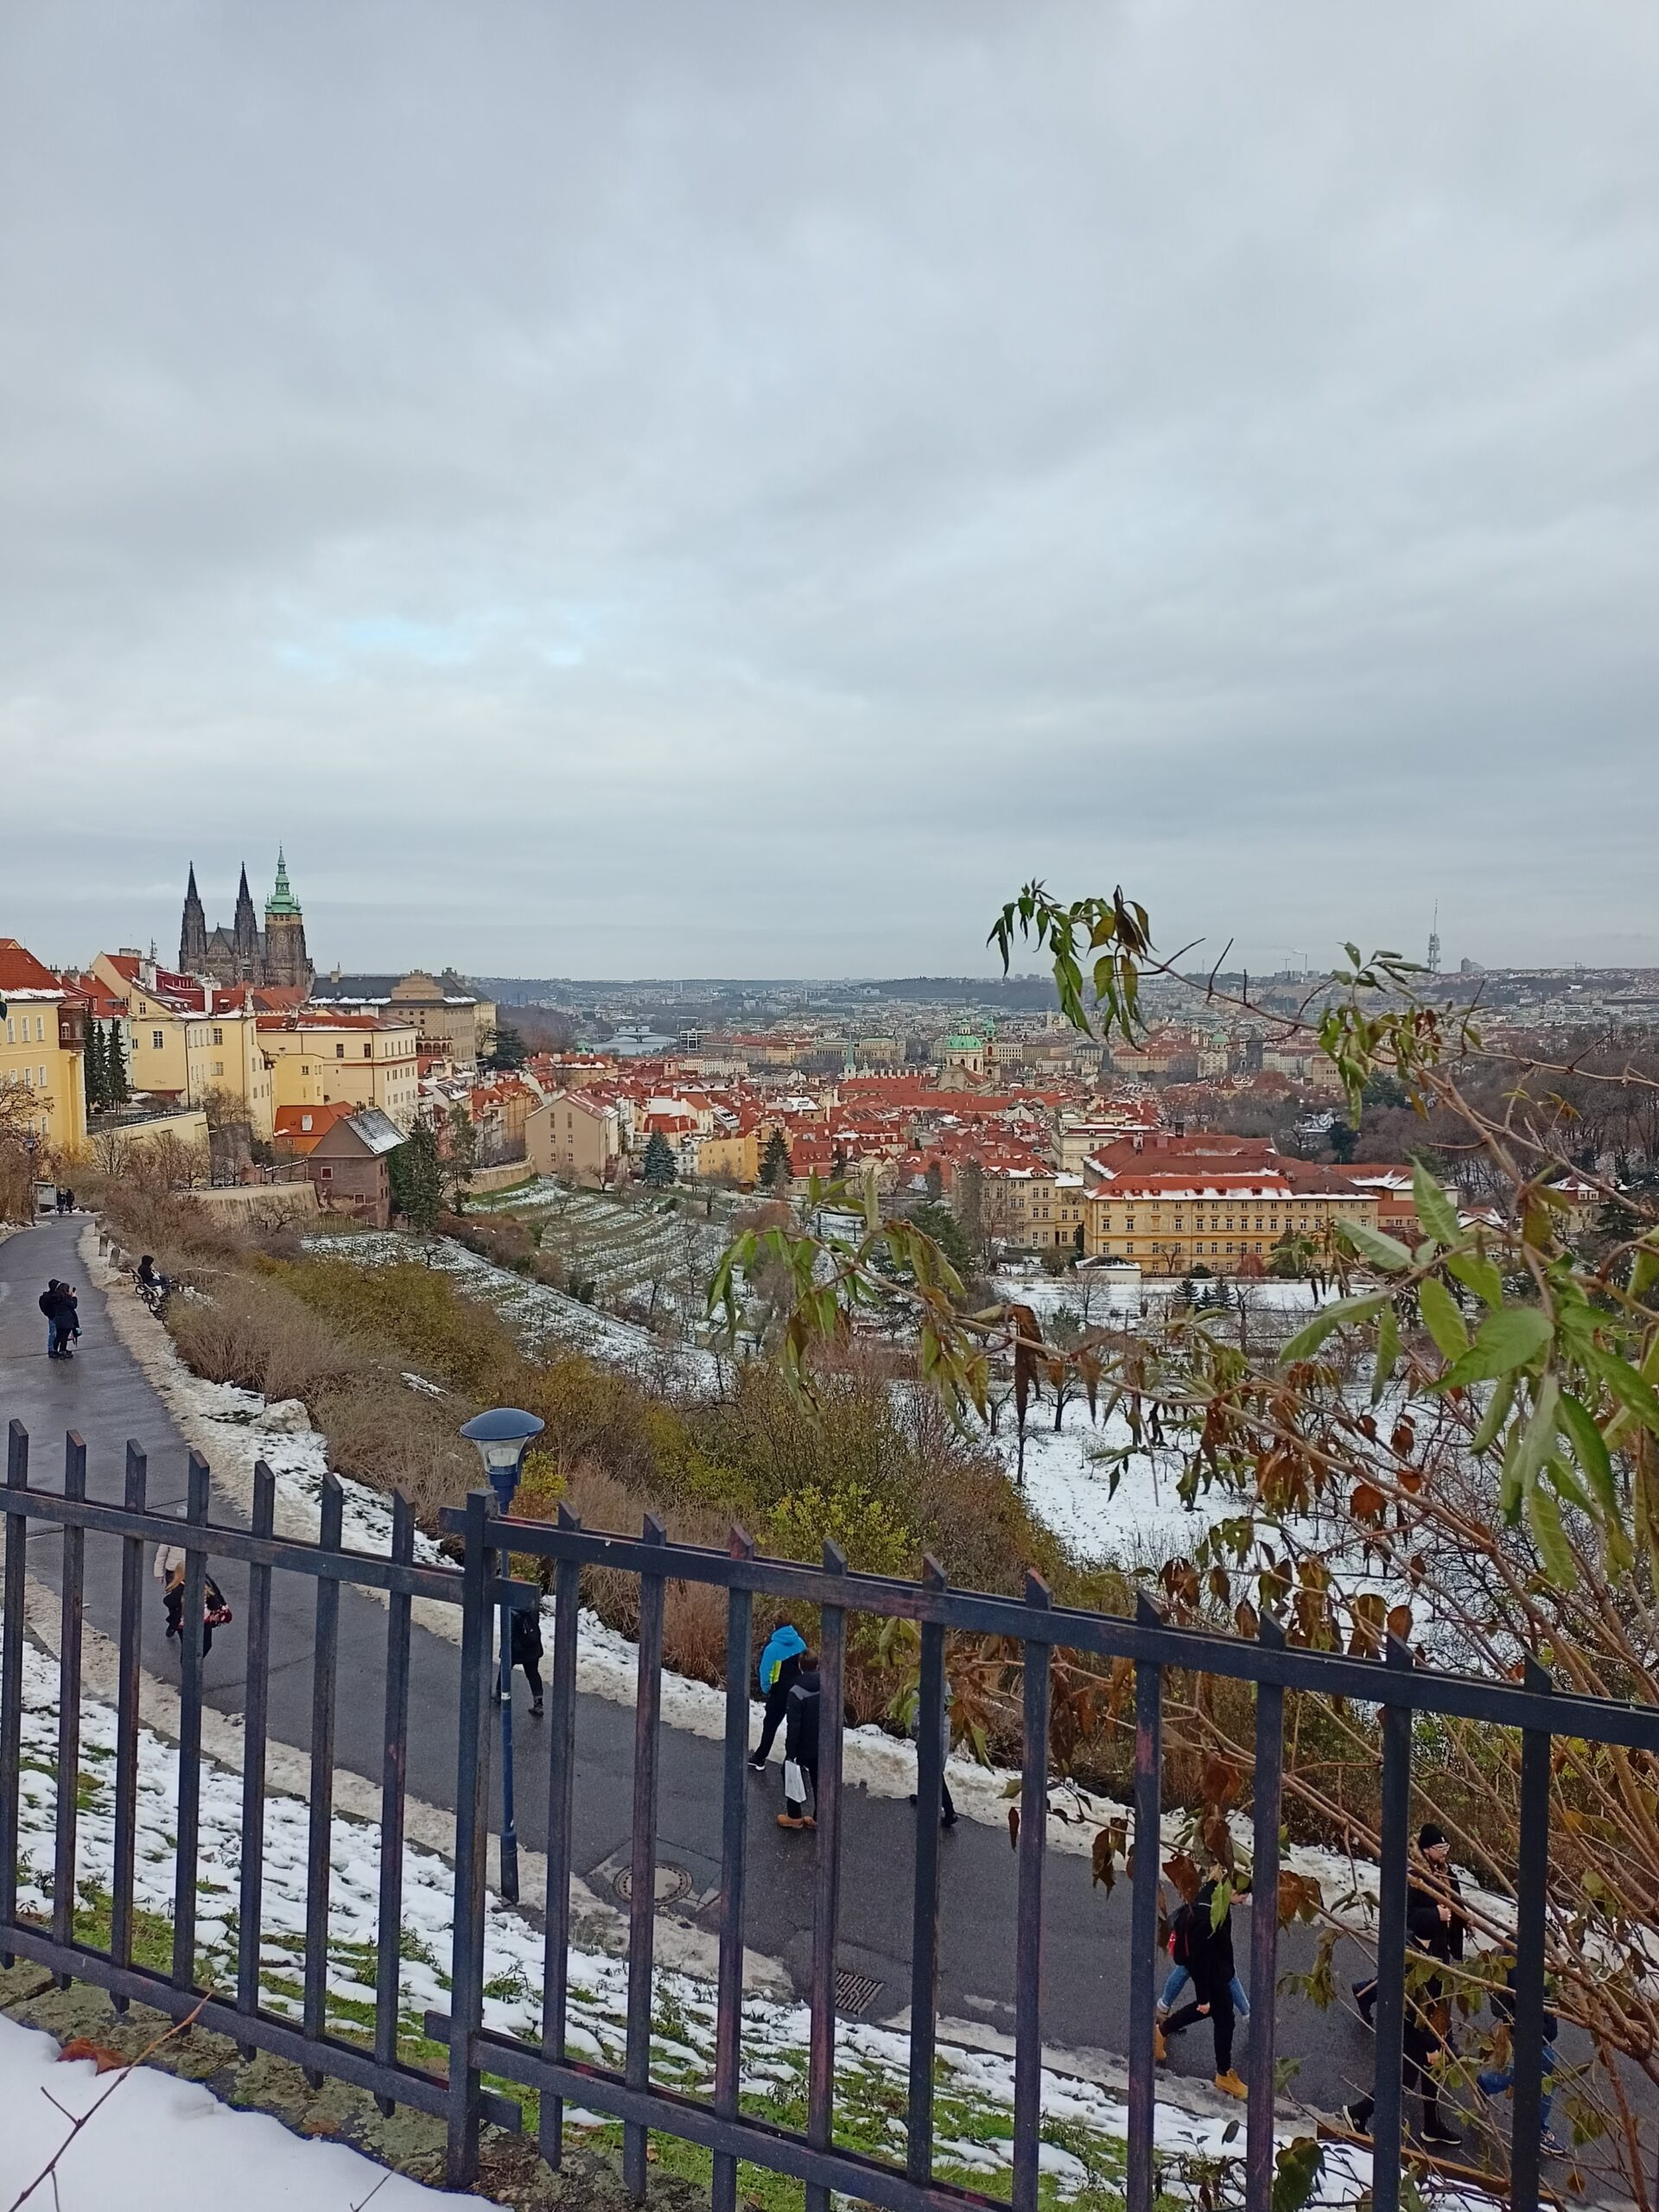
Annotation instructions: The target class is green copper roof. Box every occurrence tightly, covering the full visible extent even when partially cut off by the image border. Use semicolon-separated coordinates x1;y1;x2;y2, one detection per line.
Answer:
265;848;301;916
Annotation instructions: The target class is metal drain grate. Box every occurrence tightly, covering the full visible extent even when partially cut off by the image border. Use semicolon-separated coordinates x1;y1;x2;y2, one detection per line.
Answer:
834;1971;883;2019
611;1862;696;1908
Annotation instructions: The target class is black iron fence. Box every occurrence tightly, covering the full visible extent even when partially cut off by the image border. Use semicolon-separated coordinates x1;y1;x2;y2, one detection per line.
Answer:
4;1416;1659;2212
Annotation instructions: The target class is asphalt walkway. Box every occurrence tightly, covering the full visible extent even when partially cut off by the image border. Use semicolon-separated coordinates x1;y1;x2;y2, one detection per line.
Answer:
0;1216;1385;2114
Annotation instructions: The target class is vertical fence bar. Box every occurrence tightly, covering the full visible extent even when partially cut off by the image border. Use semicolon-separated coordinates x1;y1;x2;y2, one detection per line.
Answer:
446;1490;495;2188
110;1443;147;2010
1127;1593;1165;2212
51;1434;86;1979
1509;1657;1552;2212
906;1558;949;2189
712;1526;755;2212
236;1462;276;2055
539;1507;582;2171
805;1541;849;2212
0;1421;27;1968
1245;1614;1286;2212
1370;1634;1414;2212
374;1490;415;2112
624;1513;669;2200
302;1471;344;2082
171;1450;211;1990
1011;1577;1053;2212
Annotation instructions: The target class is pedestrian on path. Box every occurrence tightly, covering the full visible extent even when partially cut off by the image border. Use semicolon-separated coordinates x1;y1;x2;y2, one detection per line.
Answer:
1476;1966;1563;2157
39;1280;79;1358
1160;1872;1249;2099
750;1623;806;1769
509;1605;545;1714
777;1656;821;1831
906;1670;957;1827
38;1280;62;1357
1344;1824;1466;2150
156;1544;232;1662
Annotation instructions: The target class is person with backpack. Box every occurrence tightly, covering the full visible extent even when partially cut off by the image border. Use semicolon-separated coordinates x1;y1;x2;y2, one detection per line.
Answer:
156;1544;232;1661
1160;1872;1249;2099
750;1623;807;1770
1344;1823;1467;2150
493;1605;546;1714
777;1656;822;1830
907;1669;958;1827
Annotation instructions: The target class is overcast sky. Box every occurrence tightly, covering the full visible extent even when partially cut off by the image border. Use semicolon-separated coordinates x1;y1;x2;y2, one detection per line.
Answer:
3;3;1656;980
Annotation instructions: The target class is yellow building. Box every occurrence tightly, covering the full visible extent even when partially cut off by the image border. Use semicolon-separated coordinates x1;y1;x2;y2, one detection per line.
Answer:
0;939;88;1158
981;1166;1089;1249
525;1090;624;1185
1080;1166;1378;1274
258;1014;422;1131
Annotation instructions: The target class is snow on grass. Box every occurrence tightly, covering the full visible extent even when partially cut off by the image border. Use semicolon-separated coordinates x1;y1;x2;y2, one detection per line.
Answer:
300;1227;722;1389
5;1632;1310;2202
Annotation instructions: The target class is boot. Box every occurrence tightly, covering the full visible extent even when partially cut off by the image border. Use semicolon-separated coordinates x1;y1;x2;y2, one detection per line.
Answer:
1214;2071;1247;2100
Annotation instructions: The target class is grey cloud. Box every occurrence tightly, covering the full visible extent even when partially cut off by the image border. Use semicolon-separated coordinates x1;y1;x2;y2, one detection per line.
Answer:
2;1;1656;976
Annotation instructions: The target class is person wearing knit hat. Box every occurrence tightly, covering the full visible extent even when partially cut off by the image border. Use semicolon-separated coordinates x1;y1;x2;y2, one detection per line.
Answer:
1344;1821;1468;2148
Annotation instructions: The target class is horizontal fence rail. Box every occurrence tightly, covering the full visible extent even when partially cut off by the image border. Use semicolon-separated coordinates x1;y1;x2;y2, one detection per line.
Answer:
3;1415;1656;2212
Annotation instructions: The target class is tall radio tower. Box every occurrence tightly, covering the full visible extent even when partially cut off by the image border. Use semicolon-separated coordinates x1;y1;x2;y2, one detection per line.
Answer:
1427;905;1441;976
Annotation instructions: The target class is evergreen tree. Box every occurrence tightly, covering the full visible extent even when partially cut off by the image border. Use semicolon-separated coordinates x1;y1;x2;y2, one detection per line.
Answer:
84;1022;106;1113
445;1103;479;1212
389;1122;445;1233
924;1159;944;1202
830;1142;848;1179
1327;1119;1358;1164
759;1128;791;1190
642;1128;677;1188
483;1023;528;1071
105;1022;130;1105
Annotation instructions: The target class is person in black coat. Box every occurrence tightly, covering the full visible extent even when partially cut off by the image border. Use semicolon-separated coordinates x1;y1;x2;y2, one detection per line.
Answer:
778;1661;821;1830
1346;1824;1467;2148
1161;1873;1249;2096
508;1606;545;1714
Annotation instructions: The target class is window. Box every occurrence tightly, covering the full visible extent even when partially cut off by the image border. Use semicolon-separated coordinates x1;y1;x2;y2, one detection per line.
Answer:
213;1027;223;1046
152;1031;163;1050
363;1043;372;1058
336;1042;346;1058
20;1067;30;1087
212;1061;224;1077
35;1016;45;1042
3;1019;11;1044
319;1165;333;1179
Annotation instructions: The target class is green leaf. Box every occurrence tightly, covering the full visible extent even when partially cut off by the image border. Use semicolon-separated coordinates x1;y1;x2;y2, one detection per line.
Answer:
1446;1248;1503;1308
1439;1306;1552;1389
1279;1294;1388;1364
1338;1221;1414;1274
1419;1276;1471;1361
1558;1390;1617;1518
1412;1160;1460;1249
1514;1375;1560;1501
1471;1372;1516;1456
1527;1473;1578;1588
1370;1305;1400;1404
1211;1879;1232;1931
1272;2138;1326;2212
1586;1347;1659;1435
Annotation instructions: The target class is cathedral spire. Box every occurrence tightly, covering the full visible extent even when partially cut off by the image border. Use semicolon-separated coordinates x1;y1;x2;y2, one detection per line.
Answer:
179;864;207;973
232;863;260;963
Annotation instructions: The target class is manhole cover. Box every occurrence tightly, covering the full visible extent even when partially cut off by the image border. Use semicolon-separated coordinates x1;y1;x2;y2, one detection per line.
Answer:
835;1971;883;2018
612;1862;696;1908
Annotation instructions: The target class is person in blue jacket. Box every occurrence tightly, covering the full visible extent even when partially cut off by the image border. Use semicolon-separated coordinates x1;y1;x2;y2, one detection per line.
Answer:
749;1624;807;1770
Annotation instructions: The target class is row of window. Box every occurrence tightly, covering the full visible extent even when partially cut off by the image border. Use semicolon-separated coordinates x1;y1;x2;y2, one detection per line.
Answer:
2;1065;52;1089
4;1015;48;1045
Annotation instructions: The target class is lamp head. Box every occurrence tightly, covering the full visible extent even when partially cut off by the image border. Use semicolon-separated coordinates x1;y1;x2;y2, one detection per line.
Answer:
459;1407;544;1510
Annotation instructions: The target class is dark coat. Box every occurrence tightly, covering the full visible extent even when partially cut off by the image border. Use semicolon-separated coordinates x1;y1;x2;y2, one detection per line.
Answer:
1184;1881;1236;2007
784;1671;822;1766
1407;1870;1466;1966
510;1607;543;1665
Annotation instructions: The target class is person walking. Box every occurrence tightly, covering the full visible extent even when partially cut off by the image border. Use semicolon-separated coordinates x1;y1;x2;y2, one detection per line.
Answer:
777;1656;821;1830
1161;1872;1249;2098
1476;1966;1564;2157
1345;1824;1467;2150
156;1545;232;1661
509;1605;545;1714
750;1623;806;1770
907;1670;958;1827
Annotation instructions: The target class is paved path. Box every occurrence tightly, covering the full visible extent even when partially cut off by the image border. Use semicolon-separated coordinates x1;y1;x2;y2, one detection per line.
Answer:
1;1217;1384;2115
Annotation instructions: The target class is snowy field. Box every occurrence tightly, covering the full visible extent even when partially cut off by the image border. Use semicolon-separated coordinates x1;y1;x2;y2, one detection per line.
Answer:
300;1225;723;1389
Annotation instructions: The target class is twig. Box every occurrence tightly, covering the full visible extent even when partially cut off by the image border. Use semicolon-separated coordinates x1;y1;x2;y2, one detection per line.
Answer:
348;2172;392;2212
4;1991;211;2212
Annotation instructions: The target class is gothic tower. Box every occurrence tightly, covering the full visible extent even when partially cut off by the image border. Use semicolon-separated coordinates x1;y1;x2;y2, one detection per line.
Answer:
179;865;208;973
262;849;313;993
232;864;261;978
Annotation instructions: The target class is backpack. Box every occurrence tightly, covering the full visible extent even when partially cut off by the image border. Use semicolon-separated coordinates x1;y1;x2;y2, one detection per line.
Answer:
1166;1901;1197;1968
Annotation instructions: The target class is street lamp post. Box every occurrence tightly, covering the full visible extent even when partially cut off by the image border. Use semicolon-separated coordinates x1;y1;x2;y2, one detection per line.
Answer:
460;1408;545;1906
